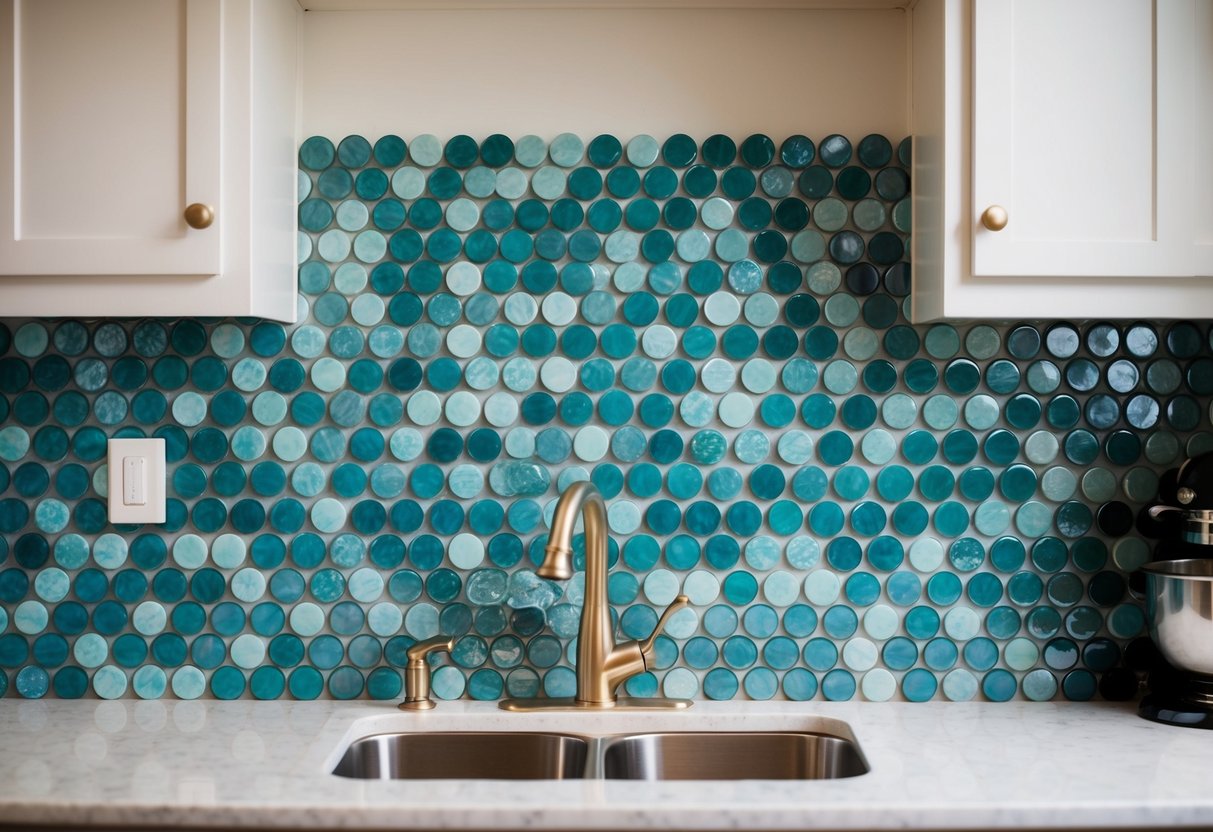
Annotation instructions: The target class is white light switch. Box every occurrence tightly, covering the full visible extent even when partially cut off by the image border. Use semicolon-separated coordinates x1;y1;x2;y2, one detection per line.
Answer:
123;457;147;505
108;438;165;523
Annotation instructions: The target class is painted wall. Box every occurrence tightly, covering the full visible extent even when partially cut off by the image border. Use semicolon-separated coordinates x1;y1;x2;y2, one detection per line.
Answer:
300;9;909;140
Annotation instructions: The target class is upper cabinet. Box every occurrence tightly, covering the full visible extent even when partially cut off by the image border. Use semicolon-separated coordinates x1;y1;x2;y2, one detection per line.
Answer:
911;0;1213;321
0;0;222;277
0;0;299;321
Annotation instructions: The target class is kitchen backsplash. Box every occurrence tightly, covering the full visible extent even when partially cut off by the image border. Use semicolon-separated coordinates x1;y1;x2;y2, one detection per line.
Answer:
0;131;1204;702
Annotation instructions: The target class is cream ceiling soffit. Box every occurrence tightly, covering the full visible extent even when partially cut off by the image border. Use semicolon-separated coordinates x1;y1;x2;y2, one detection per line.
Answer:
298;0;913;10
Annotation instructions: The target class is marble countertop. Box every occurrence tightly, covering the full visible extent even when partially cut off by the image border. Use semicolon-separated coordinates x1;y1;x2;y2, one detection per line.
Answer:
1;699;1211;830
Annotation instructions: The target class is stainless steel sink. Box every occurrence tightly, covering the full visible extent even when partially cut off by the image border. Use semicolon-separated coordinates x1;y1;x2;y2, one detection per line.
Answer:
331;729;868;781
601;731;870;780
331;731;589;780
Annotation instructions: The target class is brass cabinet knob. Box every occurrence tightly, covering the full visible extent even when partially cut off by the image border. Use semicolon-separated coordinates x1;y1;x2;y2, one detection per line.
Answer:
184;203;215;229
980;205;1008;231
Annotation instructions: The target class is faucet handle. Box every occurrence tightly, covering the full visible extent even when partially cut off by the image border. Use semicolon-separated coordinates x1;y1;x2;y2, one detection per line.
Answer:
400;636;456;710
640;595;690;665
407;635;456;664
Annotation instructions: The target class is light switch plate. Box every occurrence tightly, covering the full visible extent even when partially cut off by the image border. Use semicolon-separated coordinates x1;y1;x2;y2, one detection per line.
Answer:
107;438;166;524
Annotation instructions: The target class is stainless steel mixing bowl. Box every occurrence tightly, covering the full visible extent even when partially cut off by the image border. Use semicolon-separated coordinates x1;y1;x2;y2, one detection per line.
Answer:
1141;559;1213;676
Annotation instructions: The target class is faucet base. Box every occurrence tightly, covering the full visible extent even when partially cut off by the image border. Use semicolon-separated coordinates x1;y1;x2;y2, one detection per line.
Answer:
498;697;693;712
397;699;437;711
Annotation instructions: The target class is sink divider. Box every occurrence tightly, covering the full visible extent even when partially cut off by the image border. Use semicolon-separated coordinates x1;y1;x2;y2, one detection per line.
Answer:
582;737;608;780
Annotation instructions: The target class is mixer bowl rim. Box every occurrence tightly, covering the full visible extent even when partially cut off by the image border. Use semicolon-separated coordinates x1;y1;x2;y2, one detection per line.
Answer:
1141;559;1213;581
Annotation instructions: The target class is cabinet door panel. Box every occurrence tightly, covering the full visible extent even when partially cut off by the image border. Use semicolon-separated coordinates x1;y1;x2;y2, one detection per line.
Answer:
1194;0;1213;272
0;0;221;275
972;0;1196;278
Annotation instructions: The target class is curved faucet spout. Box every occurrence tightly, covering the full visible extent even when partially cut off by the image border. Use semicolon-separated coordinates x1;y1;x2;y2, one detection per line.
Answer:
537;481;605;581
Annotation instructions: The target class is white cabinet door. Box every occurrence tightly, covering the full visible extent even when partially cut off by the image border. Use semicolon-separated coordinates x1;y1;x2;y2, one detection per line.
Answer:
971;0;1208;279
0;0;221;276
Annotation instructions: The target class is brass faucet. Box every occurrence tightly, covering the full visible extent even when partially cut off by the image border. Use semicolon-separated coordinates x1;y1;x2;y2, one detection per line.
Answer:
501;481;692;711
399;636;456;710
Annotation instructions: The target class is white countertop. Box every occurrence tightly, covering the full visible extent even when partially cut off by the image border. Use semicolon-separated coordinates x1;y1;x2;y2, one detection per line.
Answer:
1;699;1211;830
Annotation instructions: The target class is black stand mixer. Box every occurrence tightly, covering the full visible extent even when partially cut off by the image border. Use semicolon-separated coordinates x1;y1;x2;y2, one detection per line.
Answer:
1139;452;1213;728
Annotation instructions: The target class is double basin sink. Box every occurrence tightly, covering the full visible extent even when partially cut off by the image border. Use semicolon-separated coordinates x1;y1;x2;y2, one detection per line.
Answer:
332;729;869;781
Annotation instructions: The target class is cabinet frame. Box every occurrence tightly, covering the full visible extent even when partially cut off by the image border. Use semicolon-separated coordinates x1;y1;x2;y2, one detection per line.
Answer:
0;0;299;321
911;0;1213;322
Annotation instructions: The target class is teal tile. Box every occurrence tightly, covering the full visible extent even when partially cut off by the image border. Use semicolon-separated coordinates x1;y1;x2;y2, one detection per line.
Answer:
0;132;1176;705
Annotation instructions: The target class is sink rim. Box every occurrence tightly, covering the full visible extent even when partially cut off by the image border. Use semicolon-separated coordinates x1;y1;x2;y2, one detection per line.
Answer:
340;729;592;741
333;726;865;745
